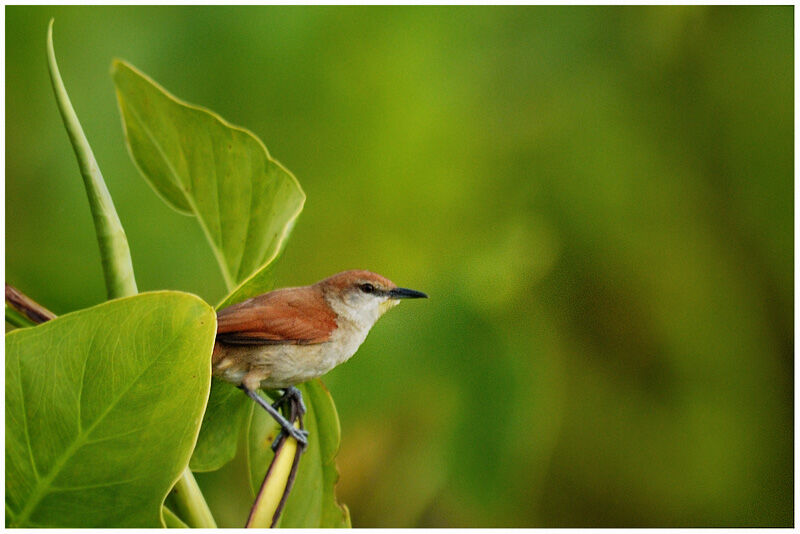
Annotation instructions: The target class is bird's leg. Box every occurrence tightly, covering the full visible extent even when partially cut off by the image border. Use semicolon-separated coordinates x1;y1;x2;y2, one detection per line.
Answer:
239;385;309;448
269;387;306;451
272;386;306;415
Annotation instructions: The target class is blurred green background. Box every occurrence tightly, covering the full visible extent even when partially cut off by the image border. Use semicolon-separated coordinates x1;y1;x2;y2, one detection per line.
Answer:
6;6;792;527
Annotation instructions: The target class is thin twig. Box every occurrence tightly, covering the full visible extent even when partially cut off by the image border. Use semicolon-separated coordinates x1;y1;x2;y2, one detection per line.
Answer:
6;284;56;324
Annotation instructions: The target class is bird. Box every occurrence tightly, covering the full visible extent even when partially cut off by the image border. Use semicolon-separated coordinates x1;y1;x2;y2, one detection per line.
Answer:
212;270;427;448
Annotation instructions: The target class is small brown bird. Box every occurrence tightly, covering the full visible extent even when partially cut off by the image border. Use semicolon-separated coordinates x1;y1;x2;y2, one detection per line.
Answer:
212;270;427;447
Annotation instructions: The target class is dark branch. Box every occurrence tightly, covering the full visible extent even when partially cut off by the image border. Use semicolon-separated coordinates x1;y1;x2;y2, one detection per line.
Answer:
6;283;56;324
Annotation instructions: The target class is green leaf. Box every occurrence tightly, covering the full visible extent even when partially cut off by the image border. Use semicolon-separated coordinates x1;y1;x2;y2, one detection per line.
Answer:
47;21;137;300
188;378;251;472
112;59;306;475
247;380;350;528
5;291;216;527
217;261;279;310
111;59;305;290
110;57;346;526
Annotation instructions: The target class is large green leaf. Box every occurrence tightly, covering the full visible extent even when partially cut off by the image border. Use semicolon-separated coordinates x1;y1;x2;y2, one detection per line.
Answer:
247;380;350;528
112;59;306;474
5;291;216;527
111;58;347;526
110;59;299;474
111;60;305;290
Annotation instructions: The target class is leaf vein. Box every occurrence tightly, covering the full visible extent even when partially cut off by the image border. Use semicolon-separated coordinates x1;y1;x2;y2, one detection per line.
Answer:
16;348;40;481
49;476;147;492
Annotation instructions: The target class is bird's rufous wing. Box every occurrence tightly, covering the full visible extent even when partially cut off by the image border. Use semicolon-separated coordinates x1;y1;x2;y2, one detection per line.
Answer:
215;286;337;345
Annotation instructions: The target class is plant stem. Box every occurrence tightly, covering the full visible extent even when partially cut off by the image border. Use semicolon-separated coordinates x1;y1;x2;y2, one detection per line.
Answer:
246;425;301;527
162;505;190;528
246;399;305;528
46;19;137;300
169;470;217;528
46;21;216;528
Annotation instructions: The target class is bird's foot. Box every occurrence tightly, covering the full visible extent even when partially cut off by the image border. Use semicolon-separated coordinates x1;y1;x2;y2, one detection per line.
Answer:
240;385;309;450
271;426;309;451
270;387;308;451
272;386;306;415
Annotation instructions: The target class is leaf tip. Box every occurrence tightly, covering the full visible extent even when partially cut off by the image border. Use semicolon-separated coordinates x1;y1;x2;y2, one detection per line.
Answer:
110;58;134;82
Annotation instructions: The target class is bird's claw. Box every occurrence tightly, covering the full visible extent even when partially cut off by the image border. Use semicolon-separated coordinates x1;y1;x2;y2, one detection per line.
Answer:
271;427;309;451
272;386;306;415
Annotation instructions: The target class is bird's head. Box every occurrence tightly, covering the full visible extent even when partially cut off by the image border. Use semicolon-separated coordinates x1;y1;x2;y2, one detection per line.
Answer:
318;270;427;327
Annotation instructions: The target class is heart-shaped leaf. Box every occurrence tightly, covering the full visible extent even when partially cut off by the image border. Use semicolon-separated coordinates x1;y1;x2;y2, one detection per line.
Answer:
112;60;305;290
112;60;305;473
112;59;347;526
5;291;216;527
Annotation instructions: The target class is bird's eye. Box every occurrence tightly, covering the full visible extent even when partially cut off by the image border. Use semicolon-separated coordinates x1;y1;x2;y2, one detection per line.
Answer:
360;283;375;294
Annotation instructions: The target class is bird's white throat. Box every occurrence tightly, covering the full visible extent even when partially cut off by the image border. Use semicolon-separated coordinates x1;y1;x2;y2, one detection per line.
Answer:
325;292;399;331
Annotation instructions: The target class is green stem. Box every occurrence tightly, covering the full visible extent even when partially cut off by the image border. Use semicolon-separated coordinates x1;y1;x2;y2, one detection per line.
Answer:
46;20;215;528
46;19;137;300
169;469;217;528
162;505;190;528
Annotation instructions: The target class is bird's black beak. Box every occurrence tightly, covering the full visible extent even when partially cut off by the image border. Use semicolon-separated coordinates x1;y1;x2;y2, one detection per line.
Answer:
388;287;428;299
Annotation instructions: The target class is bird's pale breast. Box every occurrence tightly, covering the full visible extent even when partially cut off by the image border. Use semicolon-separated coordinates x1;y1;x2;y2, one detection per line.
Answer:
212;315;371;389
